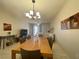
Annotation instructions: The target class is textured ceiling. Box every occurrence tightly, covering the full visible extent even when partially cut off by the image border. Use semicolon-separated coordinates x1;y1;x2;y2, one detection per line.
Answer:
0;0;66;22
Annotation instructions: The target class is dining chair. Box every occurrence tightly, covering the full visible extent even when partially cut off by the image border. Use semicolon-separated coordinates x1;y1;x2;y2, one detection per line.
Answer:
26;35;31;40
19;38;26;44
38;34;43;37
20;48;43;59
47;37;53;49
16;29;27;44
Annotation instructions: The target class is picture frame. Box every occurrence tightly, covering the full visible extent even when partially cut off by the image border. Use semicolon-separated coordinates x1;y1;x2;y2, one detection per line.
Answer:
61;12;79;30
3;23;12;31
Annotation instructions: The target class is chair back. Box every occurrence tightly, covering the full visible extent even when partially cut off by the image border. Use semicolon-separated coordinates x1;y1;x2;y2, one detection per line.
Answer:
38;34;43;37
19;29;28;44
19;38;26;44
27;35;31;40
20;48;42;59
47;37;53;49
19;29;27;38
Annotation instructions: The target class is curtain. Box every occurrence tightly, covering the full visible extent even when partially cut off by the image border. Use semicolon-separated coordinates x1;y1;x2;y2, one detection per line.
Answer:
29;23;50;36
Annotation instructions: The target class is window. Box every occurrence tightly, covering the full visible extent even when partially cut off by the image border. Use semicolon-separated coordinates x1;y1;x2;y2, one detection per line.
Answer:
33;25;38;36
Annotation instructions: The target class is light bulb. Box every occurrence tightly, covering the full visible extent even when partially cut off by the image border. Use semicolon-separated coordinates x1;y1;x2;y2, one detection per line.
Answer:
34;16;36;19
38;15;41;19
28;15;32;18
36;12;40;16
25;13;30;17
30;10;33;15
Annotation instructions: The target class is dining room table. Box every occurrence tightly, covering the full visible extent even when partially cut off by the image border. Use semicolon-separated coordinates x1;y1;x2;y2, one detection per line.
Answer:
11;37;53;59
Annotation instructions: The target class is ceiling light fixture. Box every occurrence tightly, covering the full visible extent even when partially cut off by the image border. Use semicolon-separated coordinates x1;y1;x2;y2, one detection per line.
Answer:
25;0;41;20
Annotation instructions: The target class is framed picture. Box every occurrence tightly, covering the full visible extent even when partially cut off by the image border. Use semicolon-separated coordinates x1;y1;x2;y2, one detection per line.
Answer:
3;23;12;31
61;12;79;30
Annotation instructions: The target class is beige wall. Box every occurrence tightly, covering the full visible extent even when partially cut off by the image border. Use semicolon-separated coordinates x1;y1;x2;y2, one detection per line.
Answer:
0;10;29;36
51;0;79;59
0;9;49;36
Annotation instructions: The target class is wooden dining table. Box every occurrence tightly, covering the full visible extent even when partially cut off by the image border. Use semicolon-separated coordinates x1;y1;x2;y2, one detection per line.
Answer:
11;37;53;59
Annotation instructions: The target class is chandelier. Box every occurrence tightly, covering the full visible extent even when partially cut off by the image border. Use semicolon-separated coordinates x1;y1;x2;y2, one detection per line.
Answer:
25;0;41;20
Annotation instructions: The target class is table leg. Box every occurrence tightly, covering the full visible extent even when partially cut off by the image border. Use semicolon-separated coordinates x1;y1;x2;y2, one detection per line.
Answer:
47;55;53;59
47;57;53;59
11;50;16;59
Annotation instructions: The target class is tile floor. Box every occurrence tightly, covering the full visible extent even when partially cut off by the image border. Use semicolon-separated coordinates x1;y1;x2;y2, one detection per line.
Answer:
0;42;70;59
53;43;70;59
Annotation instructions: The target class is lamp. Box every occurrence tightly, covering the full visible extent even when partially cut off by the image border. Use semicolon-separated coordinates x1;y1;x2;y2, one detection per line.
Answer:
25;0;41;20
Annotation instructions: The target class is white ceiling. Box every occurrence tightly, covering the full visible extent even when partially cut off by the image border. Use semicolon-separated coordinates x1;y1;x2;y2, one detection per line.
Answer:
0;0;66;22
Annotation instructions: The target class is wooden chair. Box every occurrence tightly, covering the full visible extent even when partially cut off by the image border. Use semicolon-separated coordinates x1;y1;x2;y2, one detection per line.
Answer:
20;48;43;59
